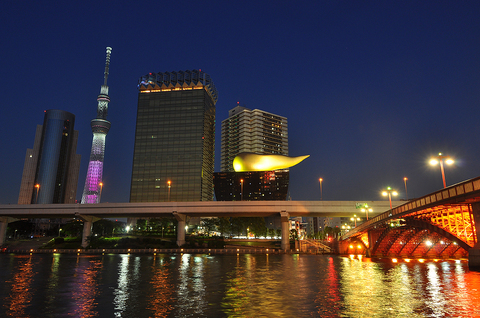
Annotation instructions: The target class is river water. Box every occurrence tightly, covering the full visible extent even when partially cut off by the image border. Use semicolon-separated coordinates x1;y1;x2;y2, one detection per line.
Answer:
1;253;479;317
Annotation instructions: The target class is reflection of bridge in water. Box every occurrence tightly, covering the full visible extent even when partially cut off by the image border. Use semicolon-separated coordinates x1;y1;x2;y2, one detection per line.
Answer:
340;177;480;268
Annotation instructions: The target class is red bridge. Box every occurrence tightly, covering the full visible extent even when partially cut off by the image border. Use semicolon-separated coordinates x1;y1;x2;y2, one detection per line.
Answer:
340;177;480;268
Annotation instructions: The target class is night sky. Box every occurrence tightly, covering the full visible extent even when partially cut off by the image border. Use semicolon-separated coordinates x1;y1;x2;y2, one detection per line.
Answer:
1;2;479;204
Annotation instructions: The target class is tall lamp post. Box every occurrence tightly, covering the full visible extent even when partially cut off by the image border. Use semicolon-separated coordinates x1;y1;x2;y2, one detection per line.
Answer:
167;180;171;201
382;187;398;209
98;182;103;203
361;205;372;220
403;177;408;200
240;179;244;201
319;178;323;201
429;153;454;188
34;184;40;204
350;215;361;227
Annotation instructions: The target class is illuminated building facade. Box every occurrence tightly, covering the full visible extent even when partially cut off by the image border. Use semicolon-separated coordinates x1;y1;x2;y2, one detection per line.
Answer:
221;105;288;172
18;110;81;204
81;47;112;204
130;70;218;202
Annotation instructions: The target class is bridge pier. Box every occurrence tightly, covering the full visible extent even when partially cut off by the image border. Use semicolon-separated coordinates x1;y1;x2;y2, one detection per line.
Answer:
280;211;290;251
366;230;373;257
79;215;100;248
0;217;17;246
469;203;480;270
0;217;9;246
173;212;186;247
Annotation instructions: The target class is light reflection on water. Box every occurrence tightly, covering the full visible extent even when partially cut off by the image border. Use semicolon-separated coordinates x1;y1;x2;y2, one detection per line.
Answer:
1;254;480;317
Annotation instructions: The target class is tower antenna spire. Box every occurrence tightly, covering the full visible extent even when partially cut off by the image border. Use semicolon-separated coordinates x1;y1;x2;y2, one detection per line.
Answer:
104;47;112;86
81;47;113;205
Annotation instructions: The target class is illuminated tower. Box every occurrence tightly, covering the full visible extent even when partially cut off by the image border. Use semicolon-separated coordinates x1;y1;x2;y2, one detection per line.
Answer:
81;47;112;204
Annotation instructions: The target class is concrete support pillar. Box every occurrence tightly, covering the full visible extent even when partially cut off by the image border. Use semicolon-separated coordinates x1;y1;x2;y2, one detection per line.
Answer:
173;212;186;247
79;215;99;248
0;217;17;247
366;230;373;257
0;217;9;246
469;203;480;269
280;211;290;251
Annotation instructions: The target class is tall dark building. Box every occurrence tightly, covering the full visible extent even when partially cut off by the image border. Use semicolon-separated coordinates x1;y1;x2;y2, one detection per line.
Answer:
18;110;81;204
130;70;218;202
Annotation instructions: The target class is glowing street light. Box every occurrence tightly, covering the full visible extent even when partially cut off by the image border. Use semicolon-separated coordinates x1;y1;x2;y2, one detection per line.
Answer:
429;153;454;188
240;179;244;201
58;228;62;237
167;180;171;201
360;204;372;220
98;182;103;203
319;178;323;200
34;184;40;204
382;187;398;209
403;177;408;200
350;215;361;227
341;224;351;235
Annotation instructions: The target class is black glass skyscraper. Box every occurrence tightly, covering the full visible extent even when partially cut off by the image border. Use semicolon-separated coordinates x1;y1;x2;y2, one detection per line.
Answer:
130;70;218;202
18;110;80;204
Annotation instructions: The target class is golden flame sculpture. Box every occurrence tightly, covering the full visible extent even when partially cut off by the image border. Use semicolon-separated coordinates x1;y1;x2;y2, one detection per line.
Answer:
233;152;310;172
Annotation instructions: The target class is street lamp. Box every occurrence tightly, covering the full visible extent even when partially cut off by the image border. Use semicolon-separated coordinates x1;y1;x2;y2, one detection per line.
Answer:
341;224;351;235
98;182;103;203
58;228;62;237
350;215;361;227
403;177;408;200
361;205;372;220
319;178;323;200
240;179;244;201
34;184;40;204
429;153;454;188
167;180;171;201
382;187;398;209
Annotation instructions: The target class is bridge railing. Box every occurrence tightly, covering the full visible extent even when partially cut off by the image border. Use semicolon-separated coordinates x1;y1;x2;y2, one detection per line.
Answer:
342;176;480;239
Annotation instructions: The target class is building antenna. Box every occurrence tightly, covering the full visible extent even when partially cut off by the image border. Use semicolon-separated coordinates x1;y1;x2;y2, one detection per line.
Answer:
104;47;112;86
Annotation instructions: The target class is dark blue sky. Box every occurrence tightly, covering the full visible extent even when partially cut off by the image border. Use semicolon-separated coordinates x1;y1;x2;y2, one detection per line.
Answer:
1;1;479;204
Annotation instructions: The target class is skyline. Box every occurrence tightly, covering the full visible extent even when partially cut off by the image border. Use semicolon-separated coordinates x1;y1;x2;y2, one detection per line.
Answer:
1;2;480;204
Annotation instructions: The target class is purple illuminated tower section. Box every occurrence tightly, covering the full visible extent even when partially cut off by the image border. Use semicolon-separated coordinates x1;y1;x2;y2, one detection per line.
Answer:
81;47;112;204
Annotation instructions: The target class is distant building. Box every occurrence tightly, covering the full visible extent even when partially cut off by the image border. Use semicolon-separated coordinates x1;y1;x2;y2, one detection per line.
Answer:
130;70;218;202
18;109;81;204
213;170;289;201
221;105;288;172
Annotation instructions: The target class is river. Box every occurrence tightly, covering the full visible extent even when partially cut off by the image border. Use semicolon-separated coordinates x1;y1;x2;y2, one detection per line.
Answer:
1;253;479;317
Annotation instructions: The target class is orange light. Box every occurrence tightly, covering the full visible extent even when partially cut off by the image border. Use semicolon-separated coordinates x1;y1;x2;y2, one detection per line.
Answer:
392;258;398;263
349;245;354;249
357;245;362;249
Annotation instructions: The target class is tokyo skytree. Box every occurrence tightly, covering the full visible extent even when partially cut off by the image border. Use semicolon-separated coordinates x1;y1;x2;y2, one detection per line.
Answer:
81;47;112;204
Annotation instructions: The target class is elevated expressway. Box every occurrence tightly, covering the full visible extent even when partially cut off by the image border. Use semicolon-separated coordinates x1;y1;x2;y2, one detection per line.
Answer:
0;200;400;250
340;177;480;268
